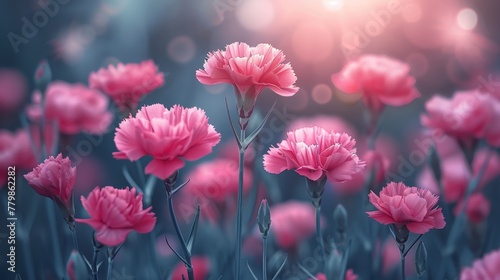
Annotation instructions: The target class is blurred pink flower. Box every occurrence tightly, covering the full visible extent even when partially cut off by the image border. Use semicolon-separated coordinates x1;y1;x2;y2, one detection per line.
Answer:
0;129;37;186
76;186;156;247
460;249;500;280
184;159;252;203
263;126;364;182
421;90;500;147
270;201;318;250
454;193;491;224
367;182;446;234
24;154;76;207
417;148;500;203
287;115;358;139
196;42;298;121
171;256;210;280
113;104;221;180
332;55;420;113
333;150;389;195
309;269;357;280
89;60;164;113
31;81;113;135
0;69;27;113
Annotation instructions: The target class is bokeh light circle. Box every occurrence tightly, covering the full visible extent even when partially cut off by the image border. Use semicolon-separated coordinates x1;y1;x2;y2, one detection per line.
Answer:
457;8;478;30
236;0;275;31
292;22;334;63
312;84;333;104
167;36;196;64
322;0;343;11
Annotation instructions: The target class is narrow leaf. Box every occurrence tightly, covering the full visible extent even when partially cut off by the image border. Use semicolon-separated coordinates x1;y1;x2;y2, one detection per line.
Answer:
225;97;242;149
165;236;187;265
186;205;201;253
243;100;277;149
247;262;259;280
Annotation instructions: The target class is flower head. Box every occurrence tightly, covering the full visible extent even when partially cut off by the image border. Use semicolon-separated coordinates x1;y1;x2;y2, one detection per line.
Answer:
24;154;76;206
367;182;446;234
35;81;113;135
196;42;298;125
113;104;221;180
270;201;318;250
460;249;500;280
332;55;420;113
421;90;500;147
76;186;156;247
263;126;364;183
89;60;164;113
454;193;490;224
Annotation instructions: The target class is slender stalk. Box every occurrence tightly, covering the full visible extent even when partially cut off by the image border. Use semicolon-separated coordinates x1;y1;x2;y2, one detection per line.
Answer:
106;248;113;280
315;205;326;268
92;242;101;280
148;232;161;279
72;229;79;251
401;255;406;280
263;237;268;280
46;200;64;278
235;129;246;279
167;191;194;280
135;159;146;187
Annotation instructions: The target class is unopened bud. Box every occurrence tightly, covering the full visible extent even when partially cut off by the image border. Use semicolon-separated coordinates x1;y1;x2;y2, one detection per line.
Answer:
415;241;427;277
164;171;179;194
257;199;271;238
34;60;52;92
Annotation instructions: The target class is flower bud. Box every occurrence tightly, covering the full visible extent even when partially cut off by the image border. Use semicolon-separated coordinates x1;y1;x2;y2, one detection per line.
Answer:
415;241;427;277
257;199;271;238
34;60;52;92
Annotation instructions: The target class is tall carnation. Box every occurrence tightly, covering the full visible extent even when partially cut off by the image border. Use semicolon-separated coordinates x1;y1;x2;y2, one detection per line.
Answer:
263;126;364;183
332;54;420;113
196;42;298;124
89;60;164;113
113;104;221;180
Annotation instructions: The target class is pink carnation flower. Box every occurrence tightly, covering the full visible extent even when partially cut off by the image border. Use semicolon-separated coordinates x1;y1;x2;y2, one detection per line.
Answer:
367;182;446;234
24;154;76;207
263;126;364;182
171;256;210;280
76;186;156;247
113;104;221;180
196;42;298;123
270;201;318;250
421;90;500;147
184;159;252;203
460;249;500;280
89;60;164;113
0;129;37;186
39;81;113;135
332;55;420;113
454;193;491;224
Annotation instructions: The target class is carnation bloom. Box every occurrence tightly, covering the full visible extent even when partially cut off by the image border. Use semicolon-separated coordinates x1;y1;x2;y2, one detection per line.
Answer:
24;154;76;221
332;55;420;113
32;81;113;135
367;182;446;234
113;104;221;180
263;126;364;183
421;90;500;147
170;256;210;280
184;159;252;202
196;42;298;126
24;153;75;206
89;60;164;113
270;201;318;249
76;186;156;247
0;129;36;186
0;68;27;114
454;193;491;224
460;249;500;279
417;148;500;203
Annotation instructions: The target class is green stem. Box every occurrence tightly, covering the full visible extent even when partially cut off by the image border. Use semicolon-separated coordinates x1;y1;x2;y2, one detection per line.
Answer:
106;249;113;280
401;255;406;280
235;129;246;279
92;243;101;280
46;200;64;278
315;205;326;270
167;190;194;280
148;232;161;279
263;237;268;280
